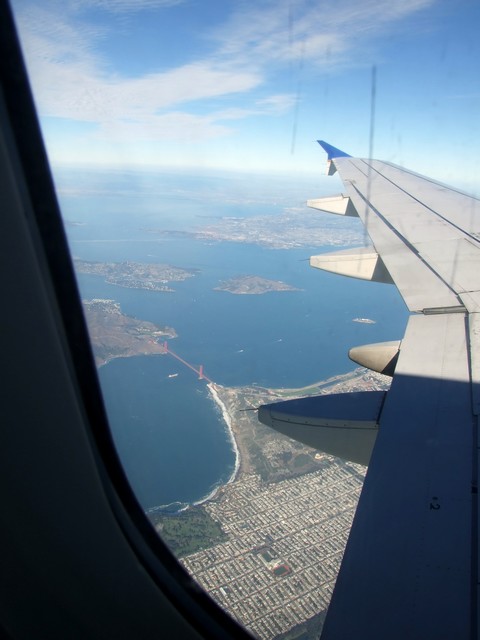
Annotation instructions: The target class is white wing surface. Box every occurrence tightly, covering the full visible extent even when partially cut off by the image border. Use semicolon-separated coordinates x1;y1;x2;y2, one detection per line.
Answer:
259;141;480;638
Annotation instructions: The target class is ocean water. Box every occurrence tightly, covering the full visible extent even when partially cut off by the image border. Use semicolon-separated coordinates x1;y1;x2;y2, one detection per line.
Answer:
57;167;409;510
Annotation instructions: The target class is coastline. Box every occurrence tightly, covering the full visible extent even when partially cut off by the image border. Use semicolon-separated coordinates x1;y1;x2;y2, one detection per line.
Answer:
148;368;389;514
95;348;166;369
146;367;389;515
203;368;390;488
207;383;241;484
149;381;243;514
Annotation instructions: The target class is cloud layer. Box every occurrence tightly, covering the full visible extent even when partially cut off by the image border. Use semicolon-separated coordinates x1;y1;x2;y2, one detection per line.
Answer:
13;0;435;150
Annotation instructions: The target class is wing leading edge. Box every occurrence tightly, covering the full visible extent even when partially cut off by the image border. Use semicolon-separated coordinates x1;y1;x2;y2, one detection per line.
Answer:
258;141;480;638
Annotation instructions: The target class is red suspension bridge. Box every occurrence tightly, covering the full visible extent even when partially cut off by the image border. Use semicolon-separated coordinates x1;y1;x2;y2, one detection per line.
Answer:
161;341;213;384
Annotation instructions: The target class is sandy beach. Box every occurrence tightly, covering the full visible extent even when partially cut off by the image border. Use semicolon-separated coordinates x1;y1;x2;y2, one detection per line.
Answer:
207;383;241;482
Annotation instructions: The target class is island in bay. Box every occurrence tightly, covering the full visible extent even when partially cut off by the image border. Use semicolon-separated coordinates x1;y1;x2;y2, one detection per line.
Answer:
74;259;198;291
352;317;376;324
83;298;176;366
214;275;300;295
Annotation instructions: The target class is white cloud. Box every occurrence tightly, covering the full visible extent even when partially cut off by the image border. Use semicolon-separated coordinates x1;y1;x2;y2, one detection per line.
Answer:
25;58;261;122
255;94;297;114
211;0;435;68
16;5;261;126
73;0;185;11
13;0;437;150
97;111;231;141
92;93;297;144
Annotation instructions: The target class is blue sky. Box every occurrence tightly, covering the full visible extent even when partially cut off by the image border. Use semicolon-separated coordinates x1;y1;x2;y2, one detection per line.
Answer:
12;0;480;189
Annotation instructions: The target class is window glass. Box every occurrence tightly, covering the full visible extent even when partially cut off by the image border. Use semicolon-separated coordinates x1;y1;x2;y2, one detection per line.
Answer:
12;1;479;637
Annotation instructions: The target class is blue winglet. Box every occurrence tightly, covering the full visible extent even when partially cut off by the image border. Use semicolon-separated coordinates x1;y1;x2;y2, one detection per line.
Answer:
317;140;351;159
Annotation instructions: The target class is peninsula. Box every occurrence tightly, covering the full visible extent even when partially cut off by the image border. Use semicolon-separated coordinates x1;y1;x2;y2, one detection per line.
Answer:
75;259;198;291
214;275;300;295
83;298;176;366
148;209;364;250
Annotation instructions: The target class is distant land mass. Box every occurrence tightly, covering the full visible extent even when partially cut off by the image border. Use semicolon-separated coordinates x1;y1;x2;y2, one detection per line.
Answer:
83;298;176;366
215;275;300;295
74;259;198;291
147;209;365;249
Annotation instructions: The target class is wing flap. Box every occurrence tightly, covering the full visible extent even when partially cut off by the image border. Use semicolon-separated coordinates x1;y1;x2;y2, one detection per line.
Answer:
258;391;385;465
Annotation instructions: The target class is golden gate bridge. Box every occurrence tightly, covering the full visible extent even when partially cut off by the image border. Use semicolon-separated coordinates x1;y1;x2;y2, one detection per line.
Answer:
161;341;213;384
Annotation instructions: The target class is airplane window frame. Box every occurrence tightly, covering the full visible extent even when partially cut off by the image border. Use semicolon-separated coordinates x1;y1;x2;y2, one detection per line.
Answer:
0;1;252;637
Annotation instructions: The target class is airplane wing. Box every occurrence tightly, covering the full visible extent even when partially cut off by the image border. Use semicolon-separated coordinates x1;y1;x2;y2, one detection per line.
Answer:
259;141;480;638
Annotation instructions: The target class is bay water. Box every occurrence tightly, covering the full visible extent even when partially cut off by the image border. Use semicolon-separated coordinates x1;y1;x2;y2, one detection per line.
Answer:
57;167;408;510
